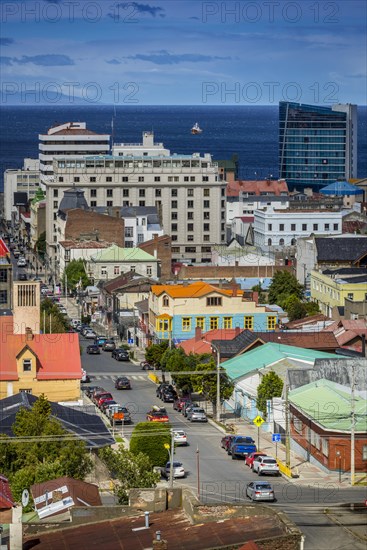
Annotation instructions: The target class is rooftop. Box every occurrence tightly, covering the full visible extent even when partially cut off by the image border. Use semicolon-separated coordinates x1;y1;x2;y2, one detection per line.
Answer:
315;236;367;263
91;245;157;263
320;180;364;196
151;281;242;299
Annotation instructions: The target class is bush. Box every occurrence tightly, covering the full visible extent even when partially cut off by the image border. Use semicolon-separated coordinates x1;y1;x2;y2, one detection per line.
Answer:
130;422;171;467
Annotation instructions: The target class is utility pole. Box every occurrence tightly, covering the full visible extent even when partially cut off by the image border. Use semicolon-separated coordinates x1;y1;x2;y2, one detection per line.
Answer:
350;362;356;486
285;384;291;469
169;429;175;489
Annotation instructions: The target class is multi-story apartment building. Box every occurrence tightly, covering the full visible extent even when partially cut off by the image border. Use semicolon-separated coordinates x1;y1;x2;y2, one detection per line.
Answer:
119;206;164;247
46;132;226;263
226;179;289;223
87;245;159;283
149;281;278;344
254;207;343;248
279;102;357;189
4;158;40;223
0;239;12;310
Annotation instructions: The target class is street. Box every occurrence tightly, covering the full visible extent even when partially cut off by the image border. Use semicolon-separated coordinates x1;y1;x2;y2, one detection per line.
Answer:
81;338;367;550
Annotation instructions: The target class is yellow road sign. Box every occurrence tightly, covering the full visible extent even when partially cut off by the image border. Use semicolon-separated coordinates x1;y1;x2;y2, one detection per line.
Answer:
253;415;265;427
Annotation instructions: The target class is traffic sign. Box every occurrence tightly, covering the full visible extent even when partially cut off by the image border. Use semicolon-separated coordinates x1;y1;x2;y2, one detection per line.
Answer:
21;489;29;507
253;415;265;427
128;338;134;344
272;433;281;442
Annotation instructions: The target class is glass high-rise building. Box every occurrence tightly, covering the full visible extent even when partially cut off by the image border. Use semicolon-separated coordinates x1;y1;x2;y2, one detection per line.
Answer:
279;102;357;189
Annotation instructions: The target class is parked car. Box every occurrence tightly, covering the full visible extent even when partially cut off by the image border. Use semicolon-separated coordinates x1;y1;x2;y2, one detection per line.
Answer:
97;394;114;409
81;326;92;336
86;344;101;355
106;405;132;425
13;249;20;258
161;388;176;403
84;330;97;340
92;390;110;405
246;481;275;502
252;456;280;476
100;399;117;413
183;402;199;418
95;336;108;347
140;361;154;370
173;430;188;446
17;257;26;267
18;273;28;281
173;396;191;412
245;452;268;468
229;436;257;459
164;462;185;479
112;348;129;361
84;386;104;398
187;407;207;422
114;376;131;390
81;370;90;383
221;435;235;451
102;339;116;351
146;406;169;422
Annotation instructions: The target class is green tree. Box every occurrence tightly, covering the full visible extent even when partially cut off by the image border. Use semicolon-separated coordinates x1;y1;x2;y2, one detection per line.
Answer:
191;358;234;417
99;445;160;504
268;271;304;308
40;297;69;333
35;231;46;257
251;283;266;303
63;259;91;291
256;372;284;416
304;301;320;316
130;422;171;467
145;341;169;367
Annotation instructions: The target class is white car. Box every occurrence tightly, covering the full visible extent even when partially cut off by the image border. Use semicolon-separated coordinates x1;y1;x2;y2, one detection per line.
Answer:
84;330;97;339
164;462;185;479
173;430;188;446
17;258;27;267
252;456;280;476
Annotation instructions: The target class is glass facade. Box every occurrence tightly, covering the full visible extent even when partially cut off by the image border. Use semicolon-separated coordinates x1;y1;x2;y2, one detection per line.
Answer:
279;102;356;189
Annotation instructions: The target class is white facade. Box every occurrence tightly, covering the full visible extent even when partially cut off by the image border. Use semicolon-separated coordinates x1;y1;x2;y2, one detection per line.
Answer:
58;242;110;276
4;159;40;222
87;248;159;283
227;195;289;224
39;122;110;188
123;208;164;247
112;131;170;157
45;137;226;263
254;207;343;248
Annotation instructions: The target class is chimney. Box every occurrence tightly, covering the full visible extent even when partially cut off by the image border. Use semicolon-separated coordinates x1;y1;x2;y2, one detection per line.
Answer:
25;327;33;341
235;326;241;336
362;334;366;358
252;291;259;304
195;326;202;342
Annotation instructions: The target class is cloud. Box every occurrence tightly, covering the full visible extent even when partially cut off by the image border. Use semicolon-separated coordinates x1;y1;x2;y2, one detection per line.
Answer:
126;50;231;65
0;56;13;65
106;59;121;65
15;54;75;66
109;2;165;20
0;38;14;46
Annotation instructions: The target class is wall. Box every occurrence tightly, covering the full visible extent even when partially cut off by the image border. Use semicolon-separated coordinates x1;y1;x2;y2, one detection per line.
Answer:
12;282;41;335
2;377;80;401
64;210;125;247
139;235;172;280
311;270;367;315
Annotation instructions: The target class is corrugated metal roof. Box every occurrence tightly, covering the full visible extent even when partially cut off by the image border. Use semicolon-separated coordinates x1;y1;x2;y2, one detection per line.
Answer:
91;245;156;262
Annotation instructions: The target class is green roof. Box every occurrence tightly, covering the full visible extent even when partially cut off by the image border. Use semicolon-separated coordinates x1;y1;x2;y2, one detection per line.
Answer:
91;245;157;263
222;343;336;381
289;379;367;432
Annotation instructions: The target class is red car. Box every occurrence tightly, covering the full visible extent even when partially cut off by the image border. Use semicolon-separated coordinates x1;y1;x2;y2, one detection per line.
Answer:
173;396;191;412
221;435;235;451
245;452;267;468
96;393;113;408
146;407;169;422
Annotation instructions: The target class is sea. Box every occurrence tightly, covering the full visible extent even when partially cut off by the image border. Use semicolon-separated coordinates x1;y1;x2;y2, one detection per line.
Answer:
0;105;366;193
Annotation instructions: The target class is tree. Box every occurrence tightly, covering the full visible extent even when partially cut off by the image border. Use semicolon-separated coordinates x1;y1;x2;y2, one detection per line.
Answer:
268;271;304;308
256;372;283;416
145;341;169;367
251;283;266;303
63;259;91;291
130;422;171;467
35;231;46;257
304;301;320;316
99;445;160;504
191;358;234;416
40;297;69;333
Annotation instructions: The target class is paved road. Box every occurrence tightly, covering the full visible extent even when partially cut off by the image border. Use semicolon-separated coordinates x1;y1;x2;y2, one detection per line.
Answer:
81;340;367;550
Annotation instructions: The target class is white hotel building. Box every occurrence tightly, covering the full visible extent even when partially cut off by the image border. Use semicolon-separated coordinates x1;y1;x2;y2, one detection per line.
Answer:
45;132;226;263
253;206;343;248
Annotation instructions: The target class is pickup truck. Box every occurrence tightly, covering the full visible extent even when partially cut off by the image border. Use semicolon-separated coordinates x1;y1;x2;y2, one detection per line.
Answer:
229;436;257;460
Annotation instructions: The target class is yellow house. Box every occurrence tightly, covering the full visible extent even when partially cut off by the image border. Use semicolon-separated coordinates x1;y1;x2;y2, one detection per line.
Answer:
311;269;367;317
0;317;82;401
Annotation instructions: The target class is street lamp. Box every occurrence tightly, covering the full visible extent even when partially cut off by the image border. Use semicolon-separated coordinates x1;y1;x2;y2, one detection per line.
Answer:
164;430;175;488
203;340;221;423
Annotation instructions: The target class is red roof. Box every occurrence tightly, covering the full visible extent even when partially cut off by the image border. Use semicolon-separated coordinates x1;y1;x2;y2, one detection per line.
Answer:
227;179;289;198
0;238;10;257
179;328;242;355
0;317;82;381
0;475;16;509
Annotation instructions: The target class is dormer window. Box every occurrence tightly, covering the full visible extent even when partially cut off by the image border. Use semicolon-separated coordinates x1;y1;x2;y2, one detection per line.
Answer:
163;296;169;307
23;359;32;372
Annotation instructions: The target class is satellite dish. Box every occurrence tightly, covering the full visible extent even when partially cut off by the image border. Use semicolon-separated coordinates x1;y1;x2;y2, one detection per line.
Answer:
21;489;29;507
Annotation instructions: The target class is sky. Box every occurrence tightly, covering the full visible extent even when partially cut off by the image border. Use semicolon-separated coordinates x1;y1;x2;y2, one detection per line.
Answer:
0;0;366;105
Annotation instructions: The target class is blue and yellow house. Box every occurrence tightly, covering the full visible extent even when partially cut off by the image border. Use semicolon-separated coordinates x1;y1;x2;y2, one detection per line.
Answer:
149;281;277;343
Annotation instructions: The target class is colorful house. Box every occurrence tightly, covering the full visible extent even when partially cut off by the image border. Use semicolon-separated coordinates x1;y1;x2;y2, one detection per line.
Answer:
149;281;277;343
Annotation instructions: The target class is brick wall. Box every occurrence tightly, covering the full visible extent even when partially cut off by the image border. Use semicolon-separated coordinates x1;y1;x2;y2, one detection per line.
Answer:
139;235;172;280
65;210;124;247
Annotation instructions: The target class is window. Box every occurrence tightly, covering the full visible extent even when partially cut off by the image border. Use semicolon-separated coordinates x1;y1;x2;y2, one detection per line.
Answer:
114;266;120;275
156;318;171;332
139;189;145;197
155;189;162;197
154;177;161;182
210;317;219;330
187;189;194;196
53;189;58;197
0;290;7;304
171;223;178;232
184;176;189;182
268;224;272;231
291;224;296;231
91;189;97;197
90;177;96;182
182;317;191;331
313;224;318;231
203;188;210;196
279;238;285;246
53;201;58;209
171;189;178;197
223;317;232;329
58;177;63;182
74;177;80;183
347;293;354;300
138;176;144;182
123;188;129;197
23;359;32;372
20;389;32;394
0;269;7;283
206;297;222;306
244;316;254;330
171;235;177;241
362;445;367;461
101;266;107;275
107;201;113;207
203;223;210;232
106;176;112;182
107;189;113;197
171;212;178;220
203;200;210;208
90;201;97;207
204;212;210;219
203;235;210;241
163;295;169;307
267;238;272;246
187;200;194;208
187;212;193;220
196;317;205;329
139;201;145;207
130;266;136;272
147;266;152;276
333;224;339;231
302;224;307;231
187;224;194;232
324;223;329;230
137;234;144;243
279;224;284;231
267;316;277;330
185;246;196;253
190;176;195;182
171;200;178;209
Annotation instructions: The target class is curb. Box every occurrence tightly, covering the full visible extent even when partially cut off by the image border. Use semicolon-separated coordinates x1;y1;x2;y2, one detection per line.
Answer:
324;507;367;544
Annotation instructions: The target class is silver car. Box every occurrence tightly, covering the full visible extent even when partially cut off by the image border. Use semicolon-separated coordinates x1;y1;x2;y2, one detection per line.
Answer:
246;481;275;502
187;407;207;422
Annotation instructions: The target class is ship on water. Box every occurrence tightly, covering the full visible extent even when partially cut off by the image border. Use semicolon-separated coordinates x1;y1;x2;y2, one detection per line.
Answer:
191;122;203;134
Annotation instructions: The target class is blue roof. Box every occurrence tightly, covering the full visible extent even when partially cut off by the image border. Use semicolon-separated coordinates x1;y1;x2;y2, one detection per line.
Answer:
235;277;272;290
320;180;363;196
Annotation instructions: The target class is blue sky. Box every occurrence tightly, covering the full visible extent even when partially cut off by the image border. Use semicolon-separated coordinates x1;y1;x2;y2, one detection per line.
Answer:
0;0;366;105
